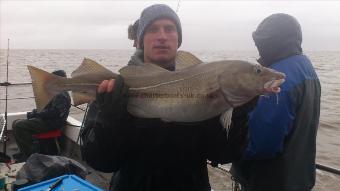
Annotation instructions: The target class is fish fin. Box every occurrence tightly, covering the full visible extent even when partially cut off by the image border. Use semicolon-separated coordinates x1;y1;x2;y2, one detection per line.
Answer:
119;63;170;78
219;108;233;132
175;51;203;70
71;58;116;78
27;65;62;111
120;63;173;88
72;92;95;106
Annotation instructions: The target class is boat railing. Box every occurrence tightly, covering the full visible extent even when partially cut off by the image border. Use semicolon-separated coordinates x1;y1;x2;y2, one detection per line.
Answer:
0;81;85;144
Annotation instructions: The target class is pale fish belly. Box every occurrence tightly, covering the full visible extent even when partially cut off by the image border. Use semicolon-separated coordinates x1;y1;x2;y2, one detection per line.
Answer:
127;91;229;122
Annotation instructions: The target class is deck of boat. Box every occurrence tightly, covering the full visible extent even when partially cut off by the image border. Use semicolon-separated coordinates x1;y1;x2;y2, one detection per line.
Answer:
0;130;112;190
0;113;235;191
1;113;339;191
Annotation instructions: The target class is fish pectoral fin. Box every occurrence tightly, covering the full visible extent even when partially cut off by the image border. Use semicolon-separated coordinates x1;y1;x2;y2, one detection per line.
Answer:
72;92;95;106
175;51;203;70
219;108;233;132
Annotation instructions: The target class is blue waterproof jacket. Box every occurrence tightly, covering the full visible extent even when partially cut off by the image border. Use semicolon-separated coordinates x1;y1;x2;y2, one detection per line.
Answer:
245;55;319;159
231;13;321;191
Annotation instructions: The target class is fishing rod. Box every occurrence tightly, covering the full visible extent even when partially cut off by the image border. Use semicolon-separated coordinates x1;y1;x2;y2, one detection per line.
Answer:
1;39;10;154
176;0;181;13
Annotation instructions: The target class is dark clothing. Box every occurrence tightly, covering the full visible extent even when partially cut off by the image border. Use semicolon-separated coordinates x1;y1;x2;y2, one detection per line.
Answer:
252;13;303;67
81;75;250;191
27;91;71;130
13;91;71;157
231;55;321;191
231;14;321;191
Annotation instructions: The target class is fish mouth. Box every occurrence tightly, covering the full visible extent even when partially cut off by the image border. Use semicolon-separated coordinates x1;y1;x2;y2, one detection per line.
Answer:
263;78;285;93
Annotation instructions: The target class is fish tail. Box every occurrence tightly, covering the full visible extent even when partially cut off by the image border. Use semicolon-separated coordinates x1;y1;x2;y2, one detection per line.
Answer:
27;65;63;111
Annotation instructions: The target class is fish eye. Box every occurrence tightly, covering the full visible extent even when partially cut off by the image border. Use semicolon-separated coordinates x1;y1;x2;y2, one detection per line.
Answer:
254;65;262;74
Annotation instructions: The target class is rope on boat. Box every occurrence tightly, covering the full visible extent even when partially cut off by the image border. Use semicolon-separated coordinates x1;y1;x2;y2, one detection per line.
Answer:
207;161;340;176
77;103;90;145
207;160;340;190
0;82;32;86
316;163;340;175
0;97;35;101
0;82;87;112
71;104;87;112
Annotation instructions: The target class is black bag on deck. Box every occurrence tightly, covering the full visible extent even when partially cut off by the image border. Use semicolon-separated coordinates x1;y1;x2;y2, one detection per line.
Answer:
16;153;87;183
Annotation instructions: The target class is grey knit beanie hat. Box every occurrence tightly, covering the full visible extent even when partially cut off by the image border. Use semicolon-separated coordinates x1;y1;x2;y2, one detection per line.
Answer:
137;4;182;48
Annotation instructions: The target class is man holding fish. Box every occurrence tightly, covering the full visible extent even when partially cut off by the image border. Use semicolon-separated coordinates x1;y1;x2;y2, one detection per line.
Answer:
82;4;249;191
80;4;285;191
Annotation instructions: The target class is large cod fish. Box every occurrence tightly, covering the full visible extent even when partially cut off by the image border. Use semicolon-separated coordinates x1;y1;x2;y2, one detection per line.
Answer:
27;51;285;124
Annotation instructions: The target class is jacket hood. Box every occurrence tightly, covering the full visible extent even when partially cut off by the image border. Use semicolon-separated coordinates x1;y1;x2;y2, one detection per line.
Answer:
252;13;303;67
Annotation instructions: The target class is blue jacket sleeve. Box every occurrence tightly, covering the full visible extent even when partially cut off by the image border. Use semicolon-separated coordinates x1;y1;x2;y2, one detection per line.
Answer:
244;90;295;159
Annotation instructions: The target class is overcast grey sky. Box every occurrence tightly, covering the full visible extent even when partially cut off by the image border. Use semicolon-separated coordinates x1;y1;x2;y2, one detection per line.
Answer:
1;0;340;51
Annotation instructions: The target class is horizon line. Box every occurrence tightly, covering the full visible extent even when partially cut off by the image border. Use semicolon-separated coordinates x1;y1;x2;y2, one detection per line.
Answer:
0;48;339;52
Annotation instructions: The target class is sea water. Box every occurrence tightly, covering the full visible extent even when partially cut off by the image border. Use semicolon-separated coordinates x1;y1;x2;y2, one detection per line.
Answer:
0;49;339;190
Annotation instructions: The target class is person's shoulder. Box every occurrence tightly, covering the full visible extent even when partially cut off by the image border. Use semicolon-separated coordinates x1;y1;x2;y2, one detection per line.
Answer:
288;54;311;63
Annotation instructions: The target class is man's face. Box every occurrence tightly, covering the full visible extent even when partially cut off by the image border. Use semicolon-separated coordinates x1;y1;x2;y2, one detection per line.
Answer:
143;18;179;69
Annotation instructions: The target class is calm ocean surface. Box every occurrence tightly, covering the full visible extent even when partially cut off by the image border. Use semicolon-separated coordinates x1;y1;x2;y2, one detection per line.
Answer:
0;49;339;190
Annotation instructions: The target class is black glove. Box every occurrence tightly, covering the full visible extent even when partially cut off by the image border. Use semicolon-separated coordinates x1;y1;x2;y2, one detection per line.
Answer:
232;96;259;119
27;109;38;119
227;96;259;159
96;75;129;120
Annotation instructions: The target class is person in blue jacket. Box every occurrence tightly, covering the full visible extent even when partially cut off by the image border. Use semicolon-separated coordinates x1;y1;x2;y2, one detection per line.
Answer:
231;13;321;191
